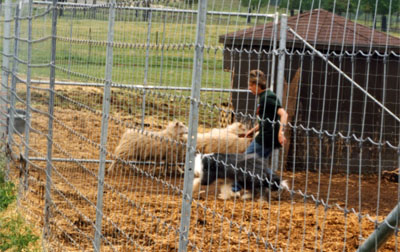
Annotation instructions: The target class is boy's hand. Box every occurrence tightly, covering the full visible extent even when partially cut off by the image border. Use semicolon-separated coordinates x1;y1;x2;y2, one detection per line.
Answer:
241;125;259;138
244;130;254;138
278;132;287;146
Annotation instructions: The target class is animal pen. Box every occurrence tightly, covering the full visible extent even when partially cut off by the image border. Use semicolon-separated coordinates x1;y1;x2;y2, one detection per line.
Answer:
0;0;399;251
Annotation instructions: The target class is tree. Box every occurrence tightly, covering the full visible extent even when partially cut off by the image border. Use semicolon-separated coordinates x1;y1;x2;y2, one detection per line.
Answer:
279;0;314;16
186;0;198;7
321;0;358;16
280;0;360;17
240;0;269;9
362;0;400;31
240;0;269;23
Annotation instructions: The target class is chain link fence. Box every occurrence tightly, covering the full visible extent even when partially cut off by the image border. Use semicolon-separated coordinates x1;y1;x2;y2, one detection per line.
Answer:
1;0;399;251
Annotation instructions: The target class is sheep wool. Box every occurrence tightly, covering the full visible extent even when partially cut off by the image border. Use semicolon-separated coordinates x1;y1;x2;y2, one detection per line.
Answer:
195;122;252;154
108;121;188;173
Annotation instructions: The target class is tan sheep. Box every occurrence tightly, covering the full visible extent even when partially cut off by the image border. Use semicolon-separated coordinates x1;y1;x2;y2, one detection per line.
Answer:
209;122;248;137
108;121;188;173
196;133;252;154
194;122;253;154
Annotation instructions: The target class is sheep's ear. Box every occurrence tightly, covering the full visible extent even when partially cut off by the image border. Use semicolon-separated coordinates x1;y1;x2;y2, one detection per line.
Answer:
175;121;179;127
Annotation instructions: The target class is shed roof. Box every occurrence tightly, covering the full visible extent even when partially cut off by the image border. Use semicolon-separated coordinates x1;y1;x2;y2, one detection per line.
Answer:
219;9;400;53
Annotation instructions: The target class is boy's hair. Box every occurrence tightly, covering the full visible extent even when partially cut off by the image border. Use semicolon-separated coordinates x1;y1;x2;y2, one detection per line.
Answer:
249;69;267;89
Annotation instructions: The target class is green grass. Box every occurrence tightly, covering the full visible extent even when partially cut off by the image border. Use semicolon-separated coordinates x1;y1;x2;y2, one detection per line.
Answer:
0;152;41;252
9;15;242;89
0;4;280;89
6;7;396;89
0;215;40;252
0;157;15;211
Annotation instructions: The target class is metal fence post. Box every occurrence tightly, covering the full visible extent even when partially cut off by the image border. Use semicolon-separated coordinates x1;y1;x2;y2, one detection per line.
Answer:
43;0;58;241
1;0;13;181
0;0;12;145
23;0;34;191
93;1;115;251
269;12;279;171
141;9;152;129
273;14;287;172
7;1;21;184
8;1;21;139
276;14;287;102
269;12;278;92
357;203;400;252
178;0;207;251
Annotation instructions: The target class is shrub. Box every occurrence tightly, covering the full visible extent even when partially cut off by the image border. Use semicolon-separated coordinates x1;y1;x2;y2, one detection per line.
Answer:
0;167;15;211
0;216;39;252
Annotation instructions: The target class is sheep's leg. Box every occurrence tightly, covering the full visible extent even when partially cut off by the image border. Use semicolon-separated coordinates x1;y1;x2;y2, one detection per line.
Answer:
107;160;117;173
176;166;185;174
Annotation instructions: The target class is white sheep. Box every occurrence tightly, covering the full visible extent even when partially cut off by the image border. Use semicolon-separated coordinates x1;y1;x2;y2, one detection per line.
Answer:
209;122;248;137
194;122;253;154
108;121;188;173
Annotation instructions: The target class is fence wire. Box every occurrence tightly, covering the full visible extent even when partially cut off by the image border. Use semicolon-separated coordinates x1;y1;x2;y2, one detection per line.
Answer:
1;0;400;251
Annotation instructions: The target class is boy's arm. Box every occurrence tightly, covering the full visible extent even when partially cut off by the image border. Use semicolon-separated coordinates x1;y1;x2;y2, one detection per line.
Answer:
243;124;259;138
277;108;288;145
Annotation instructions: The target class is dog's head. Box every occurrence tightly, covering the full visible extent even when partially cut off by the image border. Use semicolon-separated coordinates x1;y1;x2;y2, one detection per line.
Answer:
194;153;217;177
194;153;203;177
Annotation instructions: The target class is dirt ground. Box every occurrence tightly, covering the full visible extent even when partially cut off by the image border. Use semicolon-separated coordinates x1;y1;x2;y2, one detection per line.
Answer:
8;87;400;251
14;163;400;252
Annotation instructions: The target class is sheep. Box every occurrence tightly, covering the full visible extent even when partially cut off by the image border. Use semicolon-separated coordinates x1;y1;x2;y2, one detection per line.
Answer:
108;121;188;173
209;122;248;137
194;122;252;154
196;134;252;154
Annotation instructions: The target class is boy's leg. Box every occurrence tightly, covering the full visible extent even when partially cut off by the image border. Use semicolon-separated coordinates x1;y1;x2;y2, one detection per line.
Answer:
231;141;273;195
254;141;272;159
231;140;257;193
245;139;256;154
261;147;273;159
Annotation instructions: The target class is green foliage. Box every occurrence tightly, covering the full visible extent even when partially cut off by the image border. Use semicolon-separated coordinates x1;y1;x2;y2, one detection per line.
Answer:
0;181;15;211
185;0;198;5
0;216;40;252
279;0;314;12
240;0;269;9
280;0;399;15
358;0;400;31
362;0;400;15
0;168;15;211
0;156;40;252
321;0;357;14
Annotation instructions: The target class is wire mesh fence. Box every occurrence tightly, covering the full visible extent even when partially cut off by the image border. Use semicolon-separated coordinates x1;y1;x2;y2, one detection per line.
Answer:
1;0;399;251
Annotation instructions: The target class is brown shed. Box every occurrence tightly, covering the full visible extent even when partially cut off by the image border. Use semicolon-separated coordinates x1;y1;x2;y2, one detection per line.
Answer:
219;9;400;173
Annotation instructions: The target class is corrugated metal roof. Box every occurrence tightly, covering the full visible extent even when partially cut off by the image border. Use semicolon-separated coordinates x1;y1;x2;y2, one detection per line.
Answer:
219;9;400;52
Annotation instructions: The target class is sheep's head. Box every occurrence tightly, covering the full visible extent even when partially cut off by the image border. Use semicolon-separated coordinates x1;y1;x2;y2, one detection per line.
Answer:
226;122;247;135
168;120;188;136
